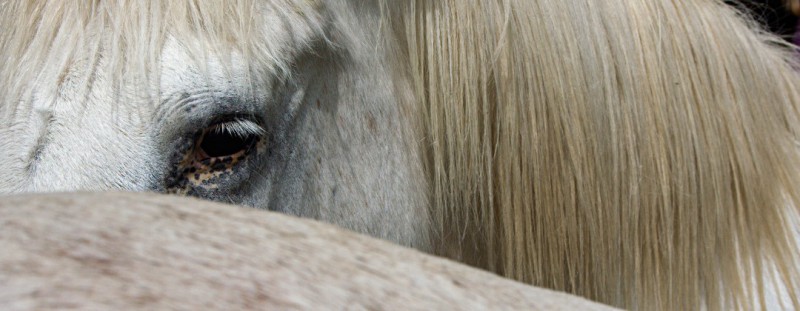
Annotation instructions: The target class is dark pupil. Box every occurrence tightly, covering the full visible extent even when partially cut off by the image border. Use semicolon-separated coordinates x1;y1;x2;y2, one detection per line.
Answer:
199;130;257;158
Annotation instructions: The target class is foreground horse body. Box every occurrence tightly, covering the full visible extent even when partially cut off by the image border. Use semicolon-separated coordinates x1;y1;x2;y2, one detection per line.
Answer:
0;192;618;310
1;0;799;309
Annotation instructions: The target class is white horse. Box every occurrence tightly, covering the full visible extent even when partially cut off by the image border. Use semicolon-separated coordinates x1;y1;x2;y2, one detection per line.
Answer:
1;0;799;309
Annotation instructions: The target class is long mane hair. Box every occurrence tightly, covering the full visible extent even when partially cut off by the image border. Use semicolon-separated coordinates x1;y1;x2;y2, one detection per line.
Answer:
384;0;800;309
2;0;799;309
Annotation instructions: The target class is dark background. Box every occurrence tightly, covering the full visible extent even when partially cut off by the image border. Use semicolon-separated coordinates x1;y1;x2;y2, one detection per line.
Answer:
727;0;798;40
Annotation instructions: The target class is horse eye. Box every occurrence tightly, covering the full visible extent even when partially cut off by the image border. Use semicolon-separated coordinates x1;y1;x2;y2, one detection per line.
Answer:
194;120;263;160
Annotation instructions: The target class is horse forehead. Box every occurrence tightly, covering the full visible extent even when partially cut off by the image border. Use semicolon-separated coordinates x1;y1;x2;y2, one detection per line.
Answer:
158;38;258;99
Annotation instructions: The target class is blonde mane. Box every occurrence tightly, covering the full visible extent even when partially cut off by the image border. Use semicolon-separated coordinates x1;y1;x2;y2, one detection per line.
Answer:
0;0;323;122
2;0;800;309
385;0;800;309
